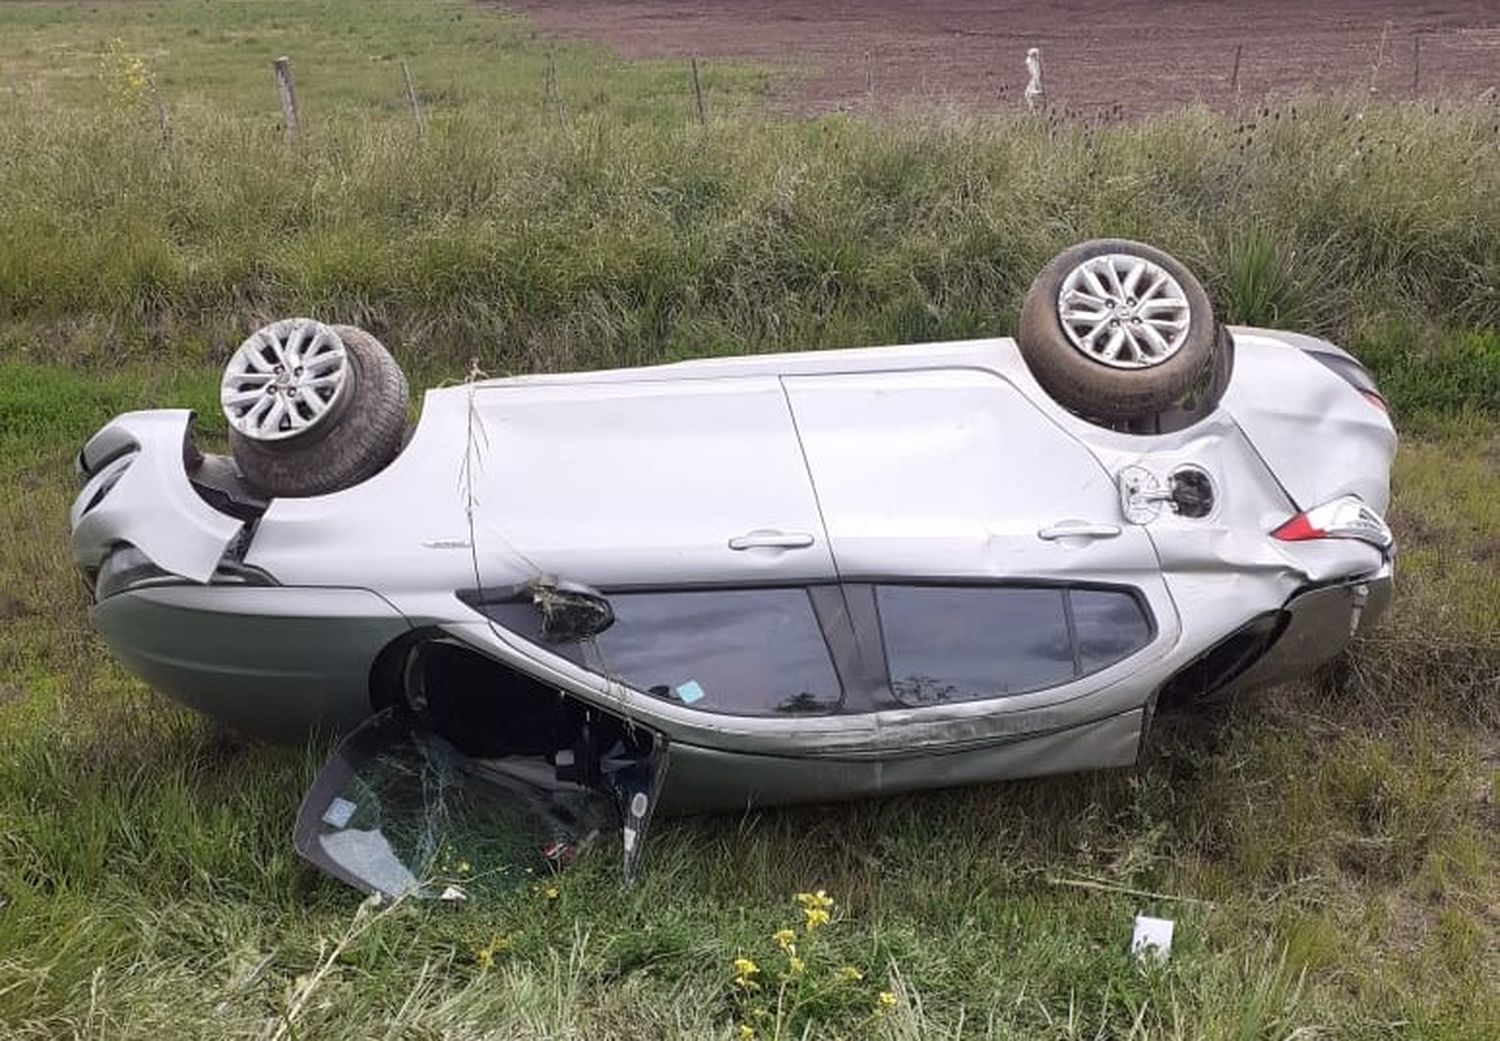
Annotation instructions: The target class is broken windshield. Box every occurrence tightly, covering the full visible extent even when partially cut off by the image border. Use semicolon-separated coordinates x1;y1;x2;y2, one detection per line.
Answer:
295;705;663;899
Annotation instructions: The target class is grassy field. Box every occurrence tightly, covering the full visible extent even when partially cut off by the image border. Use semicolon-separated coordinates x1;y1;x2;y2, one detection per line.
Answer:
1;2;1497;1038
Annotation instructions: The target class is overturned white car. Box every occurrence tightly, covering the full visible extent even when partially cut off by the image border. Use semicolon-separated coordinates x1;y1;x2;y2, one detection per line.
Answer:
70;240;1396;894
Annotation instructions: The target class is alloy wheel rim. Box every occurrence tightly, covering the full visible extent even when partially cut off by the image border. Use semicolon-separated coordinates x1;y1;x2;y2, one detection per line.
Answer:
221;319;349;441
1056;254;1192;369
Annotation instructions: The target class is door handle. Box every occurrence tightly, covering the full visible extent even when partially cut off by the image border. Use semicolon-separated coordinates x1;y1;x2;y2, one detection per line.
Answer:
728;530;816;551
1038;521;1122;541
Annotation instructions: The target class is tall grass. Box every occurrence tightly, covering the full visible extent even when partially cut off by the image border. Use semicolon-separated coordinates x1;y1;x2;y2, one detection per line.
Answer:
2;83;1498;417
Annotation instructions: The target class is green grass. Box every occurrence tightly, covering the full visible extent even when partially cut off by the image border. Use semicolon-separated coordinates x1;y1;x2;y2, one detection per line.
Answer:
1;2;1497;1038
3;3;1500;406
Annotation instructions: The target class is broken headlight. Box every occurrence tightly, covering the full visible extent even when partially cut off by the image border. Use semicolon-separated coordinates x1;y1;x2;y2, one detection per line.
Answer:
94;544;173;601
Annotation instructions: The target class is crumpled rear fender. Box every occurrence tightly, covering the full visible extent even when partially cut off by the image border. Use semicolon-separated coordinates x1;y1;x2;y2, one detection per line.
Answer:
1222;331;1396;513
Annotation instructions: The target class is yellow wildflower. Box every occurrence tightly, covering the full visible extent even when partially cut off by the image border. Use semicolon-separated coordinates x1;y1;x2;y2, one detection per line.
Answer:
733;956;760;979
543;884;560;901
787;955;806;977
802;907;831;933
98;39;149;103
457;859;472;874
738;1026;755;1040
835;965;864;983
474;933;510;972
877;990;898;1011
773;927;797;951
794;890;835;912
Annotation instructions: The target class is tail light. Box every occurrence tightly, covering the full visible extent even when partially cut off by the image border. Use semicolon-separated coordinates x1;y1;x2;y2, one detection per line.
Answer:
1272;495;1393;550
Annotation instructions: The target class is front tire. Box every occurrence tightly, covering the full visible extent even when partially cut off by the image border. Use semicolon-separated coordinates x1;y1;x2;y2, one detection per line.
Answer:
224;321;409;498
1018;239;1220;423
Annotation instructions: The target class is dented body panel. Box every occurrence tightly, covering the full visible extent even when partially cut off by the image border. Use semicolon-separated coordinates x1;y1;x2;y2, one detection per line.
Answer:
1221;332;1397;512
69;326;1396;821
71;410;244;584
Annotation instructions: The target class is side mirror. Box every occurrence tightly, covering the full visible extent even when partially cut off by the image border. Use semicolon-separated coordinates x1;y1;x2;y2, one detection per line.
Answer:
529;579;615;643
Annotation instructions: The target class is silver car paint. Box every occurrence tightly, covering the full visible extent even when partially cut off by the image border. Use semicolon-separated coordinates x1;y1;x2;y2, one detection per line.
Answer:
1221;331;1396;513
655;710;1145;815
71;410;244;583
71;328;1395;805
1215;566;1394;701
90;585;410;741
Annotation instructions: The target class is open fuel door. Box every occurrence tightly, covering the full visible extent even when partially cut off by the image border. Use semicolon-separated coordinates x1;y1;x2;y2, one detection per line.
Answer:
295;684;669;899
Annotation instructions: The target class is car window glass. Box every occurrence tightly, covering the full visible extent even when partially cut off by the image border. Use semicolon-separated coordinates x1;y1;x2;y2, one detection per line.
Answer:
876;586;1073;704
583;588;841;716
1071;589;1153;674
293;709;617;900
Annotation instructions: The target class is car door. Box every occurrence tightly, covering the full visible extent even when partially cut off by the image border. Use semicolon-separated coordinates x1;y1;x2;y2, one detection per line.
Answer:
467;376;837;588
780;367;1164;588
781;365;1179;753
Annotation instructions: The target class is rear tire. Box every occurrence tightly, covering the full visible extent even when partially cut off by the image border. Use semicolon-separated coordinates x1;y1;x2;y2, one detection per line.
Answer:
228;325;409;498
1018;239;1221;423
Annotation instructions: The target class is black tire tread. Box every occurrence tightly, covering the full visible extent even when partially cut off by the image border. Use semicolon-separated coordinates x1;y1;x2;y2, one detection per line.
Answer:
229;326;409;498
1017;239;1219;423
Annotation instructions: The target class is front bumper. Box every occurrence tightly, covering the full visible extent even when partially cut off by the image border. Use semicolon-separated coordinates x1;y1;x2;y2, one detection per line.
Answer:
71;410;244;585
91;583;411;740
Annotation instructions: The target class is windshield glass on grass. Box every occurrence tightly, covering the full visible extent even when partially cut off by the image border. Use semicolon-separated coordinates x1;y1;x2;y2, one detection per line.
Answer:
295;698;665;899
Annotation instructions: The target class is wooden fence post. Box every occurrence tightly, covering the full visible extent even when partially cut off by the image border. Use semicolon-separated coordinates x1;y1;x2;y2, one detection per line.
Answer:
401;60;425;136
272;56;301;145
148;74;171;148
1229;43;1243;99
690;56;706;124
1368;21;1391;95
544;52;567;129
1410;34;1422;97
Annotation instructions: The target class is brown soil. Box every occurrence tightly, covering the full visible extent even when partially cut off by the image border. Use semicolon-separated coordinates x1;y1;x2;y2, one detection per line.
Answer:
500;0;1500;115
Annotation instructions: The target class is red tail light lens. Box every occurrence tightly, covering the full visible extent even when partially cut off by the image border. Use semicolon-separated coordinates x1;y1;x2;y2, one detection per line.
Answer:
1272;495;1393;550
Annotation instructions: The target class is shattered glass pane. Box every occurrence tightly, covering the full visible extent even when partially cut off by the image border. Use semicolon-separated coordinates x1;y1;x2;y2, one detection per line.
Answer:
295;708;620;899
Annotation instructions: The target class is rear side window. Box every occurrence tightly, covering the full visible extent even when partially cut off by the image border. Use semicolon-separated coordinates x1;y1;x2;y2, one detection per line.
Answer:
581;588;842;717
1071;589;1153;673
875;585;1151;706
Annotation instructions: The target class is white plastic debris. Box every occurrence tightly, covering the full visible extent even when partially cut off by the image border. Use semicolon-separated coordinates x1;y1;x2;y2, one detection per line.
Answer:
320;796;357;829
1131;915;1174;963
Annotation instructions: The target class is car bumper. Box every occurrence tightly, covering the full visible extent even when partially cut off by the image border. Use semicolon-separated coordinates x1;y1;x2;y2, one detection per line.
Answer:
1217;565;1394;700
90;584;411;741
71;411;245;586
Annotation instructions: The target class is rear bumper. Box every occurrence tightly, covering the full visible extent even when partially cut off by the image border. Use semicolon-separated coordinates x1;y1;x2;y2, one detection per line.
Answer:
1225;568;1392;697
1182;565;1392;708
